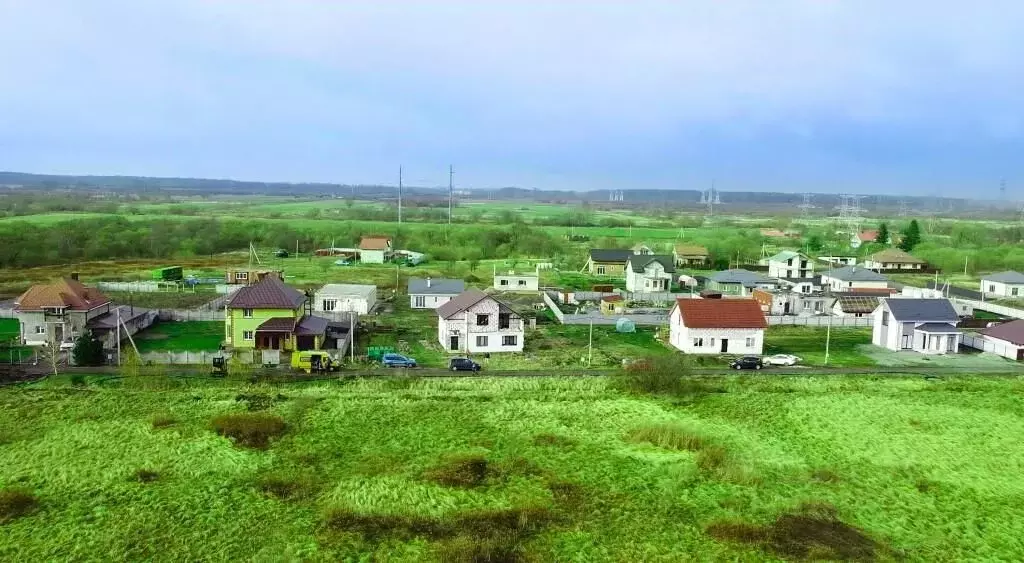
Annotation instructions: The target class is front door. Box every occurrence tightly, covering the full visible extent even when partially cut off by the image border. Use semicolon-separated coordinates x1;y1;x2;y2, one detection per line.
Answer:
720;339;728;353
450;336;459;351
783;302;790;314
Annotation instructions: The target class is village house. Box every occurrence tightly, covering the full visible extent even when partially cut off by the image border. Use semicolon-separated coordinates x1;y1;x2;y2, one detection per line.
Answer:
980;271;1024;299
766;250;814;279
225;269;284;285
313;284;377;315
600;295;625;315
625;255;675;292
872;298;961;354
408;278;465;309
436;289;524;353
752;288;832;316
820;265;891;293
975;320;1024;361
705;269;781;296
584;249;633;276
778;277;821;295
225;276;328;351
493;272;539;292
631;243;655;255
669;298;768;355
673;244;709;267
359;235;393;264
862;248;927;271
817;256;857;267
15;277;112;348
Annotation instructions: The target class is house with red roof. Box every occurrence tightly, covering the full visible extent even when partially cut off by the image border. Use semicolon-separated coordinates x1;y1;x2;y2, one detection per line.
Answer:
15;276;112;348
668;298;768;355
225;276;330;351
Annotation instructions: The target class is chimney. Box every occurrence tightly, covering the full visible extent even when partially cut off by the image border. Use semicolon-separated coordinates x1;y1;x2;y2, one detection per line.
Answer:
70;272;79;281
427;277;432;288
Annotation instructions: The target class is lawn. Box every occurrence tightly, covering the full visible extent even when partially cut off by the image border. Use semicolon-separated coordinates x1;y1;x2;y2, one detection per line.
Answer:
134;321;224;353
3;375;1024;560
763;326;876;367
104;290;221;310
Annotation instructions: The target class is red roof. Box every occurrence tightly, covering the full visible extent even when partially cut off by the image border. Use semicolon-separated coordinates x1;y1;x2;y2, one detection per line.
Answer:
360;236;391;250
601;295;623;302
859;230;879;242
673;298;767;329
15;278;110;312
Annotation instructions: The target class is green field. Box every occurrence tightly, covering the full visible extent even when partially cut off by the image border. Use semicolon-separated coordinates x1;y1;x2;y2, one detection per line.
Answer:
3;375;1024;560
134;321;224;353
764;326;876;367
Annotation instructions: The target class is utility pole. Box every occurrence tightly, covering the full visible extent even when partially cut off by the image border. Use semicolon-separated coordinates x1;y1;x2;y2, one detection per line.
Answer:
398;166;403;226
448;164;454;226
588;319;593;367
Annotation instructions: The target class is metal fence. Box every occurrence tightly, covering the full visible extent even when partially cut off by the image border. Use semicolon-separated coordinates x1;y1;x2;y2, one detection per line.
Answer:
766;316;873;327
158;310;226;322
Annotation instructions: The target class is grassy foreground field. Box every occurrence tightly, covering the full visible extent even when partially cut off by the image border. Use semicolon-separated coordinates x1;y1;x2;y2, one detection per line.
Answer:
2;375;1024;560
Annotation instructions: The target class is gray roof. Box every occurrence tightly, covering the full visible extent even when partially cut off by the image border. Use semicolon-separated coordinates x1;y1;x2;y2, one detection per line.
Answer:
884;298;959;323
315;284;376;299
824;265;889;282
914;322;961;333
768;250;805;262
408;278;464;295
627;255;676;274
710;269;776;287
982;271;1024;284
589;249;633;263
295;315;330;336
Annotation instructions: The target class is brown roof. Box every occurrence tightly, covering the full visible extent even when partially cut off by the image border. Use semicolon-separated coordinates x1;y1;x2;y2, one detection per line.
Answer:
255;317;297;333
674;244;708;256
979;320;1024;346
867;248;926;264
858;230;879;242
360;236;391;250
673;298;767;329
601;295;624;303
436;289;515;319
227;276;305;309
15;278;110;312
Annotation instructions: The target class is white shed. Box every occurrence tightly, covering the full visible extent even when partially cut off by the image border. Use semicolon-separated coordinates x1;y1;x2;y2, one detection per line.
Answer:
980;271;1024;299
314;284;377;315
493;272;539;292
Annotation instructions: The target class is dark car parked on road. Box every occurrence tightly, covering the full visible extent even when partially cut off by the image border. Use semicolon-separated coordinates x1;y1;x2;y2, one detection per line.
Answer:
449;358;481;372
730;356;763;370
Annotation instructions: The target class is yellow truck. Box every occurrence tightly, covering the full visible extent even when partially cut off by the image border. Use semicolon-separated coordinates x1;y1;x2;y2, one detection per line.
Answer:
291;351;338;374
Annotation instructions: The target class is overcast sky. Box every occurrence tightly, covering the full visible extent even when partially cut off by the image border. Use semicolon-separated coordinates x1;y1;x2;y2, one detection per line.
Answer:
1;1;1022;196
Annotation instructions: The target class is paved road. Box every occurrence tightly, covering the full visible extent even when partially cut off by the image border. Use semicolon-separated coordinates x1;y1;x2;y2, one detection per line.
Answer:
926;281;982;300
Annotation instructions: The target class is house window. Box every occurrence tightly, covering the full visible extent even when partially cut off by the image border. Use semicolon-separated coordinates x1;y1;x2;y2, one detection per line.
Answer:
814;301;822;312
500;279;509;286
745;337;755;347
322;299;337;311
518;280;527;287
901;335;911;349
881;312;889;326
693;338;703;347
35;326;46;334
476;314;489;326
709;338;715;346
1014;288;1019;297
476;335;488;347
502;335;517;346
243;330;254;340
499;313;511;329
236;272;248;281
596;265;606;275
243;308;254;318
414;296;425;307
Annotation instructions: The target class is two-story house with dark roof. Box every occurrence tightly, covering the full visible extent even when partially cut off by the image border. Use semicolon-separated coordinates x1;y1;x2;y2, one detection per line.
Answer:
225;276;328;351
625;255;675;292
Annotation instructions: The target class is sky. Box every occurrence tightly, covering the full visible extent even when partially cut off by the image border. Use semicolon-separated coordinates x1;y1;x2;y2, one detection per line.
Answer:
1;1;1023;196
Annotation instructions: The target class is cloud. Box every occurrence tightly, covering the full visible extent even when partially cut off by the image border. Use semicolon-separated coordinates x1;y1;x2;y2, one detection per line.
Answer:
1;0;1023;193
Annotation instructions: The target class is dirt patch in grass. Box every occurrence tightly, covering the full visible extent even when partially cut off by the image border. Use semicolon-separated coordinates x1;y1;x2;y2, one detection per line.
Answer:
628;423;713;452
235;393;288;412
0;487;39;523
211;412;287;449
134;469;160;483
150;413;177;429
706;503;882;561
256;471;318;500
532;433;576;447
423;454;496;488
811;468;841;483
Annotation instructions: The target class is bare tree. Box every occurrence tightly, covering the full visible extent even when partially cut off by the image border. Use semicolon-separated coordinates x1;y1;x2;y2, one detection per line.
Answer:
42;343;64;377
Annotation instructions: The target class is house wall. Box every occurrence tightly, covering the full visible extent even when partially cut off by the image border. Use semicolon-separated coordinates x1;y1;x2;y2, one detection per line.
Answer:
314;289;376;315
981;280;1024;298
410;294;457;309
226;307;299;349
437;298;524;353
708;281;745;296
494;276;539;292
17;306;110;347
674;255;707;266
976;335;1024;360
361;249;386;264
587;260;626;276
669;324;764;355
821;275;889;293
864;260;923;270
625;263;671;292
768;257;813;279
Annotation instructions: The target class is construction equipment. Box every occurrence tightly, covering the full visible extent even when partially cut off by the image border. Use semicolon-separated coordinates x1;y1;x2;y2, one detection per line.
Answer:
211;356;227;377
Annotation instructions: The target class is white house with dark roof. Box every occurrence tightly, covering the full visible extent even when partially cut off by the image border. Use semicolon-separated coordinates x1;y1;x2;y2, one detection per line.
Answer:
408;278;465;309
767;251;813;279
705;269;781;297
820;265;891;293
872;298;961;354
436;289;524;353
980;271;1024;298
625;255;675;292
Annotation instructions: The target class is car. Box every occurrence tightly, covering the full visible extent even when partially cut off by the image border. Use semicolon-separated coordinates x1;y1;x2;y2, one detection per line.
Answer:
334;259;351;266
381;353;417;368
275;249;290;258
764;354;802;366
449;358;481;372
729;356;763;370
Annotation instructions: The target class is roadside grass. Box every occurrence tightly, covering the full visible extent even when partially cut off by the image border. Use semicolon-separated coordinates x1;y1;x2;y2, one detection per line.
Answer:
4;375;1024;560
764;326;876;367
134;321;223;353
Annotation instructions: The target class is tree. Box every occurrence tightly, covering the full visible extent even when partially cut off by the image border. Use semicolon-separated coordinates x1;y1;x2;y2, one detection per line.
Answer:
72;331;105;367
806;235;824;252
899;220;921;252
875;223;889;245
42;343;64;377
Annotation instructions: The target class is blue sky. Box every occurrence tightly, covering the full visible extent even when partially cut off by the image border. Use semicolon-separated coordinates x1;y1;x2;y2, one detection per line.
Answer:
1;1;1022;196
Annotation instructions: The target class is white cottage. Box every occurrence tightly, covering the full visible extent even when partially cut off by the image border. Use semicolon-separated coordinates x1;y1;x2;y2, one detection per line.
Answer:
872;298;961;354
980;271;1024;299
767;251;814;279
669;298;768;355
493;272;539;292
408;278;465;310
313;284;377;315
820;265;891;293
436;289;524;354
625;255;675;292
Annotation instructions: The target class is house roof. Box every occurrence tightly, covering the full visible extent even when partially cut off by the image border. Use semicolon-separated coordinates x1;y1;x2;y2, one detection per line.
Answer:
436;289;513;319
836;295;880;314
768;250;804;262
255;317;297;332
709;269;776;287
315;284;376;299
982;271;1024;284
295;315;330;336
866;248;926;265
914;322;961;333
673;298;767;329
359;236;391;250
601;295;623;303
823;265;889;282
589;249;633;263
760;228;787;238
227;276;306;309
883;298;959;323
674;244;708;256
979;319;1024;346
15;278;110;311
627;254;676;274
408;278;464;295
858;230;879;242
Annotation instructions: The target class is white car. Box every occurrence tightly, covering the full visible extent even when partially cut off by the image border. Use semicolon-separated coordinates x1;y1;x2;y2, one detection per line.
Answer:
764;354;802;366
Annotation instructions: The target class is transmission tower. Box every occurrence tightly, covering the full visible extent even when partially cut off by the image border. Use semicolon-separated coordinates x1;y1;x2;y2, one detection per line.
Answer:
798;193;814;219
898;199;909;217
838;194;864;238
1000;178;1007;200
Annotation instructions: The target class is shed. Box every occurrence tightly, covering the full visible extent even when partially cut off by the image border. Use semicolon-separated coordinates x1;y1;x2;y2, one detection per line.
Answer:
313;284;377;315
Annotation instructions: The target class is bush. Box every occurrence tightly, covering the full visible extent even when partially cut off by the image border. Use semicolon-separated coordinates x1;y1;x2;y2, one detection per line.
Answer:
614;357;693;397
151;413;176;429
211;412;287;449
72;331;105;367
134;469;160;483
628;423;712;451
0;487;39;523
